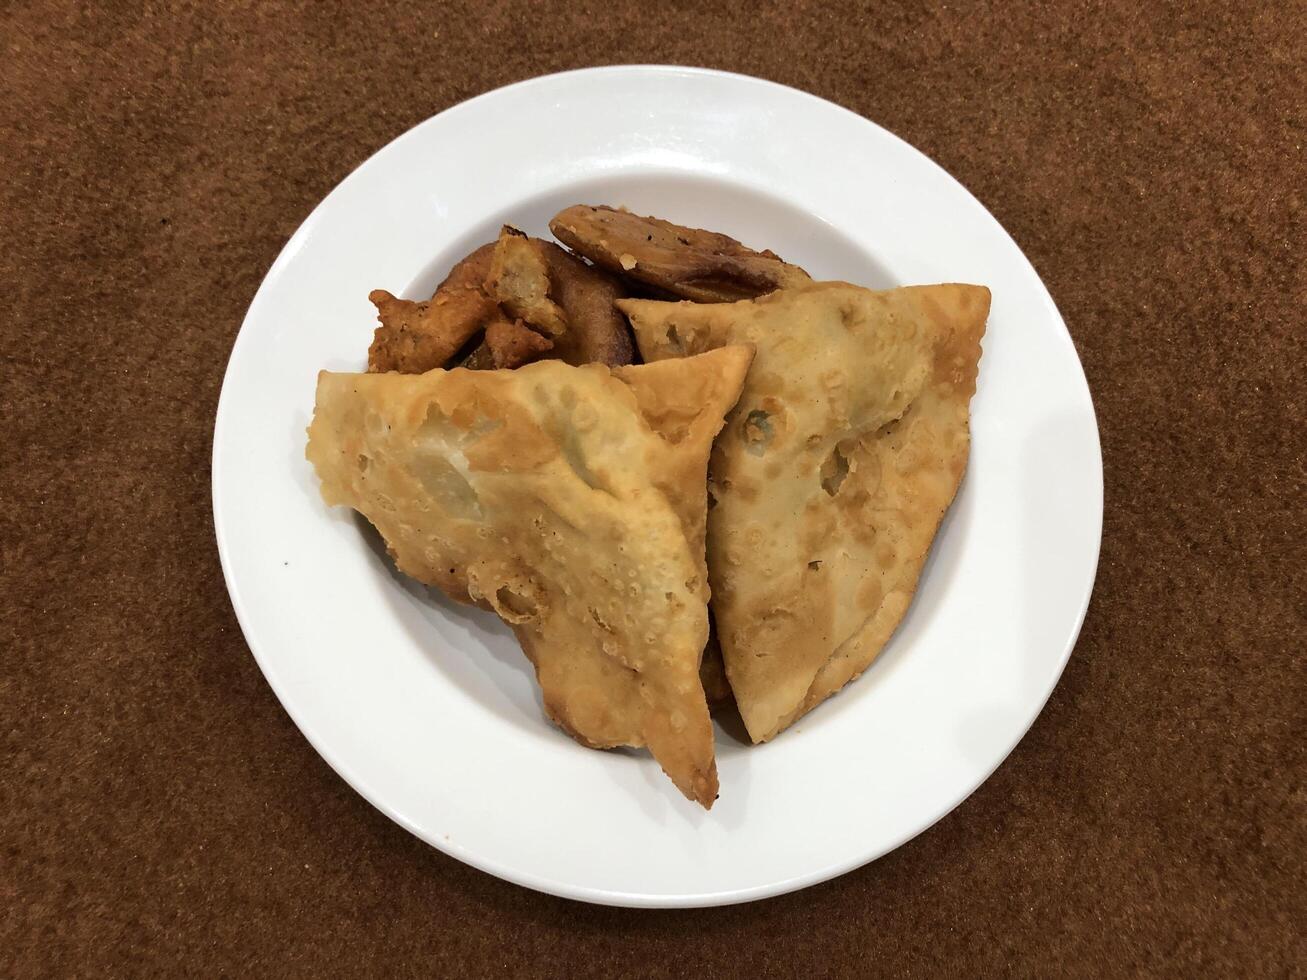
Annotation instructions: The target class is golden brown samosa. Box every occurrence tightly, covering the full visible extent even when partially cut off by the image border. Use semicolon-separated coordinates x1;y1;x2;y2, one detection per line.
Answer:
305;347;753;807
619;283;989;743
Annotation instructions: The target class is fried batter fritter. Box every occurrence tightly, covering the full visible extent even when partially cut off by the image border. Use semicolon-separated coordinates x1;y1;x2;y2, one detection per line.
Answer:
484;227;569;337
462;235;634;369
366;243;500;374
442;241;496;291
550;205;812;303
371;228;635;374
484;319;553;368
538;241;634;367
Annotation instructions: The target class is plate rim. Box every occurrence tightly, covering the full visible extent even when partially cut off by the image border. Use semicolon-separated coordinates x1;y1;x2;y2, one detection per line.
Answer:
212;64;1104;908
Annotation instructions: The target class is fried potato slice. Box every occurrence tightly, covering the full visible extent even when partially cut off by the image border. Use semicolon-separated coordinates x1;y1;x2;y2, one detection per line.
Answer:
367;244;500;374
550;205;812;303
538;241;634;366
485;226;569;337
620;283;989;742
462;235;634;369
305;346;755;807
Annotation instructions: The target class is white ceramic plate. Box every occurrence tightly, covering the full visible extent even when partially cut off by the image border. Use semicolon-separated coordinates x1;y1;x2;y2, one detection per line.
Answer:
213;66;1102;907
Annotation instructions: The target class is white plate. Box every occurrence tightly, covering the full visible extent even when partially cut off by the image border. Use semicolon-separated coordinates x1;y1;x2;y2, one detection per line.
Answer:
213;66;1102;907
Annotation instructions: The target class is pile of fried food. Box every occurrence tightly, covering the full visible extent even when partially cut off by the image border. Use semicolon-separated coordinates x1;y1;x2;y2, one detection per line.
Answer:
306;205;990;809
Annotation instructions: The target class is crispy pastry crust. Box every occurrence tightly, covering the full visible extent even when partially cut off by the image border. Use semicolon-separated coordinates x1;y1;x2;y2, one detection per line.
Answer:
306;347;754;806
621;283;989;741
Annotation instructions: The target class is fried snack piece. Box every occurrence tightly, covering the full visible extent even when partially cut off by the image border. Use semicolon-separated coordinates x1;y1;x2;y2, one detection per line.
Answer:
459;344;495;370
462;236;634;369
306;347;755;806
484;319;553;368
485;227;568;337
550;205;812;303
367;244;500;374
366;288;498;374
442;240;497;291
539;242;634;366
620;283;989;742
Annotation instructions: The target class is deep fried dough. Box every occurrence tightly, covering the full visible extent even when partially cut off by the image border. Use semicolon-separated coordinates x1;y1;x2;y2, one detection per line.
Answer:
485;227;568;337
306;347;754;806
550;205;812;303
367;243;500;374
620;283;989;742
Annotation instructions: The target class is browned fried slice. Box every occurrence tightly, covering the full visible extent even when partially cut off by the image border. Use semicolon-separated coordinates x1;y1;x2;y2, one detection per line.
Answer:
484;319;553;368
485;226;569;337
538;242;634;366
440;241;496;291
460;345;493;370
550;204;812;303
367;243;501;374
461;235;634;369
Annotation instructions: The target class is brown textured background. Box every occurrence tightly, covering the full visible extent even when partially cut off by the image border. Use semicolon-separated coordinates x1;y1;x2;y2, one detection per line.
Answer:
4;0;1303;975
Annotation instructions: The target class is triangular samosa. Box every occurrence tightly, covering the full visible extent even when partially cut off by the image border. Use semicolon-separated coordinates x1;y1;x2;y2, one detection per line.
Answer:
306;347;753;806
618;283;989;742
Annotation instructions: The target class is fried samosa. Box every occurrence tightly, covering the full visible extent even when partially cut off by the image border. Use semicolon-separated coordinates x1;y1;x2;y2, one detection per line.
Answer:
619;283;989;742
305;347;754;806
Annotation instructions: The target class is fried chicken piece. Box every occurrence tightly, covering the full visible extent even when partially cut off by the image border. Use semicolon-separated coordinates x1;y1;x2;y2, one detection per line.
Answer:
367;244;500;374
484;319;553;368
484;227;568;337
550;205;812;303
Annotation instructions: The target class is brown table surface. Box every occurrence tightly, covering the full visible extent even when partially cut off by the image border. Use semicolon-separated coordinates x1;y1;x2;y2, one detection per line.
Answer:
5;1;1302;975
